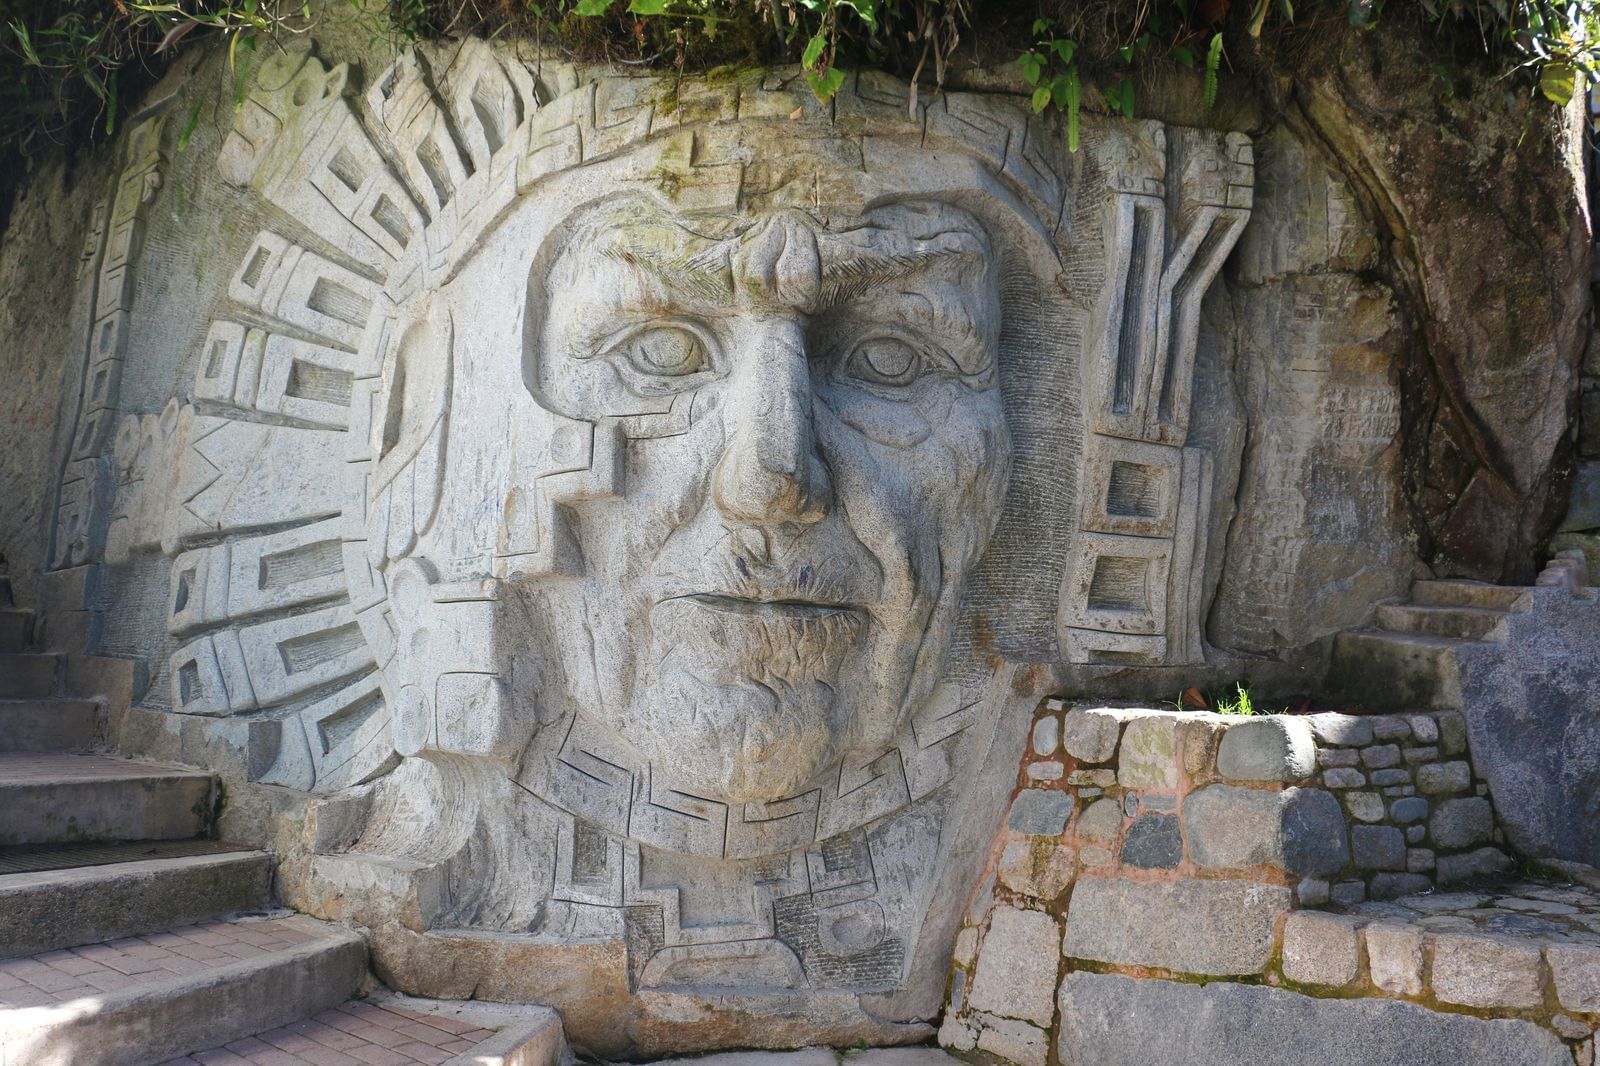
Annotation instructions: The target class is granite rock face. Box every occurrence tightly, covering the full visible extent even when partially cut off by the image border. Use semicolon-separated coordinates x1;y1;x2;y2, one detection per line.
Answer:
1057;972;1573;1066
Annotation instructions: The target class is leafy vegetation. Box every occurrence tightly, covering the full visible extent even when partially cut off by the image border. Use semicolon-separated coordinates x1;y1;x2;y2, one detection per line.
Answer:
0;0;1595;186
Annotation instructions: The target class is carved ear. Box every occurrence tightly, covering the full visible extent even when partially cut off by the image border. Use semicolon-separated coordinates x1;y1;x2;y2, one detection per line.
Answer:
369;302;453;565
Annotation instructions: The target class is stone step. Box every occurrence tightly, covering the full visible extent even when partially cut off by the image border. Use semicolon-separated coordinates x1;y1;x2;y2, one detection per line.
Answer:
0;913;366;1066
1329;630;1463;711
0;651;61;698
159;996;568;1066
0;698;103;753
0;849;273;957
1409;579;1533;613
1373;603;1510;642
0;608;33;653
0;753;215;845
0;575;13;609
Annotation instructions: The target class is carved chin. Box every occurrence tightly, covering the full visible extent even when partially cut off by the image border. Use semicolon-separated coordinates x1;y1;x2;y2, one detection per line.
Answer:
628;598;868;803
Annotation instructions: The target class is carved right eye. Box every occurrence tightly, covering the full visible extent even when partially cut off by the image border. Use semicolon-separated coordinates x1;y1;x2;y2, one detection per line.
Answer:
614;325;708;378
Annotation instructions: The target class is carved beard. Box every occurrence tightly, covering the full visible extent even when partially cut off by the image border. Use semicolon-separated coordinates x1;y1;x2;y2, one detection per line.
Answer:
629;596;867;803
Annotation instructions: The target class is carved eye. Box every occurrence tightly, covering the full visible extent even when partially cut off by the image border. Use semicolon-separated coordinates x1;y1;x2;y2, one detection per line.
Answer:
616;325;707;378
844;336;922;387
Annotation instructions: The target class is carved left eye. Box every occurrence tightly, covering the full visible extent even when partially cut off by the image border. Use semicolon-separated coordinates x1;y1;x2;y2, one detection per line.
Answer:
617;326;707;377
844;336;922;387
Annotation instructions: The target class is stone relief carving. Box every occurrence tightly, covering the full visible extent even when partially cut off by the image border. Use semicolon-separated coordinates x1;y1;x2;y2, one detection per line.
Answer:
88;39;1251;1053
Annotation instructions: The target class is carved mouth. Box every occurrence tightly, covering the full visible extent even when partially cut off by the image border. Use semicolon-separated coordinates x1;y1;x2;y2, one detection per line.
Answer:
666;593;865;621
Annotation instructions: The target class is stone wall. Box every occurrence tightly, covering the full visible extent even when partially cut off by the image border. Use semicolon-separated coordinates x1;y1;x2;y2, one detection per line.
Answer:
938;701;1565;1065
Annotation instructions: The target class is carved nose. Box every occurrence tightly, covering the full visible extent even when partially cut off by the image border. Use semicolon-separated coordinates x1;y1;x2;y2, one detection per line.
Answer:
712;321;832;525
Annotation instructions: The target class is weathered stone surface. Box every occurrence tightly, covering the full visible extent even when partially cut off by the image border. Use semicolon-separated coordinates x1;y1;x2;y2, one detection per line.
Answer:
1183;784;1348;876
1344;791;1385;823
1437;712;1469;756
1371;873;1434;899
1308;713;1374;747
997;841;1076;901
1390;797;1429;824
1408;716;1441;743
1324;767;1367;789
1121;813;1182;869
1432;933;1546;1008
1547;942;1600;1013
1008;790;1073;837
1352;825;1407;871
974;1015;1049;1066
1366;921;1425;995
1430;797;1495;849
1216;717;1317;782
1118;715;1180;790
1362;744;1402;769
1417;761;1473;795
1057;972;1571;1066
1436;847;1513;884
1282;911;1360;987
1062;877;1290;975
967;907;1061;1028
1060;708;1122;764
1072;798;1122;845
1031;716;1060;757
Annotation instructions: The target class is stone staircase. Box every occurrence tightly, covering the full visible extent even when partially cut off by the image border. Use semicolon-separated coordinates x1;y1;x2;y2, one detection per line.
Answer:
1330;577;1532;709
0;567;567;1065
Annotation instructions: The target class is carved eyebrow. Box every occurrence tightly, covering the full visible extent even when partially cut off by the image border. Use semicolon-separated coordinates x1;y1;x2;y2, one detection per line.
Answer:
816;246;981;308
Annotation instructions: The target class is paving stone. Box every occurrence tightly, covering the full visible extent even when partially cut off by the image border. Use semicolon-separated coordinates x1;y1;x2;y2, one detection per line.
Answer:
1366;921;1425;995
1432;932;1546;1008
1182;784;1348;876
1407;716;1441;743
1063;877;1289;975
974;1015;1048;1066
1025;762;1063;782
1282;911;1360;987
1073;797;1121;845
1547;942;1600;1013
936;1016;976;1053
1079;845;1113;867
1436;847;1513;884
1216;717;1317;783
1344;791;1385;823
1319;748;1360;768
1437;712;1468;756
966;907;1061;1027
1390;797;1429;824
1007;790;1072;837
1060;708;1122;764
1307;713;1373;747
1031;716;1060;757
1324;768;1367;789
1552;1014;1592;1041
1371;873;1434;899
1066;769;1115;788
1417;761;1472;795
1057;972;1572;1066
997;840;1076;901
953;927;977;968
1353;825;1407;871
1118;716;1179;790
1361;744;1401;769
1430;797;1495;848
1120;813;1181;869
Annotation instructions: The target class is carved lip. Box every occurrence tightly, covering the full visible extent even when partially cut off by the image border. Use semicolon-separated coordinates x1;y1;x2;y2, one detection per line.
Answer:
664;592;865;621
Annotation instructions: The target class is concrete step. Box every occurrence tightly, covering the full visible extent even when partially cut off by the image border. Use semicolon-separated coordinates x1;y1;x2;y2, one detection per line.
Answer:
1329;629;1463;711
0;753;215;845
0;698;103;753
0;913;365;1066
0;849;273;957
1373;603;1511;642
0;652;61;698
0;608;33;653
159;995;568;1066
1409;579;1533;612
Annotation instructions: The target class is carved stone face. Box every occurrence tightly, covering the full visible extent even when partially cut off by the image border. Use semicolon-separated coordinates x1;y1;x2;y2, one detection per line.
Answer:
530;197;1011;804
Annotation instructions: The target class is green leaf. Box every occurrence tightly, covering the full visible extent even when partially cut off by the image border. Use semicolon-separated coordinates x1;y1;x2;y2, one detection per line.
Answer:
1174;44;1195;68
1051;39;1076;65
104;74;117;135
1031;17;1054;36
1205;32;1224;111
802;31;827;69
1247;0;1269;36
1119;44;1133;63
574;0;613;16
627;0;669;14
1118;76;1135;117
1019;52;1044;85
836;0;878;30
1031;86;1051;113
177;99;202;152
805;64;846;103
1541;60;1577;105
